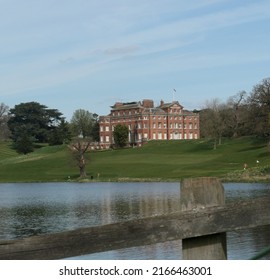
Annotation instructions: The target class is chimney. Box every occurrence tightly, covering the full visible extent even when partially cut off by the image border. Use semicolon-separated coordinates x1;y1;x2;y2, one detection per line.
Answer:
160;100;164;106
142;99;154;108
114;102;123;108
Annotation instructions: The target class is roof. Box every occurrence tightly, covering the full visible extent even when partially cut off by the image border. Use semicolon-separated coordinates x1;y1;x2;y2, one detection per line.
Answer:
159;101;183;109
111;101;142;110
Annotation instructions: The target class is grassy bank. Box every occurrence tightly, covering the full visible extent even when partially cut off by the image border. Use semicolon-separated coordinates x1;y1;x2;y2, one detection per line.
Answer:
0;137;269;182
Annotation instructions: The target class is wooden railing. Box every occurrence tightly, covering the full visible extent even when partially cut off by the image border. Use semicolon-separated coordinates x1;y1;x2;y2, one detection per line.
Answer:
0;177;270;260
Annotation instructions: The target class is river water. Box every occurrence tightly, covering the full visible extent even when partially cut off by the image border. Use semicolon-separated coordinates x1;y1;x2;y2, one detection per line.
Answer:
0;182;269;260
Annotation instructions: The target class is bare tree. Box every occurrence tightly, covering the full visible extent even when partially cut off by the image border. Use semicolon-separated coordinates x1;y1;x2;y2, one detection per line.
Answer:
200;99;225;149
69;109;95;178
70;138;91;178
227;91;247;137
0;103;8;117
247;78;270;137
0;103;10;140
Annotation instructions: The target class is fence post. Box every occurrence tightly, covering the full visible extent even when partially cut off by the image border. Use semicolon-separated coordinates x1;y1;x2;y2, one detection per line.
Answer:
180;177;227;260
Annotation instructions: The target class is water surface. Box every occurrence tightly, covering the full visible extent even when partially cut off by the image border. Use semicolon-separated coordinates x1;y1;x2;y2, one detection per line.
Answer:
0;182;269;259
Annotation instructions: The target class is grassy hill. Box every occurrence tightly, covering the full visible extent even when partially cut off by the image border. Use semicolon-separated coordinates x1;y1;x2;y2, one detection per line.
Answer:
0;138;269;182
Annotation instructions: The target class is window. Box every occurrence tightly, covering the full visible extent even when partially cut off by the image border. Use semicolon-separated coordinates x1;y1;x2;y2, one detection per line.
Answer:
106;136;109;142
105;126;109;132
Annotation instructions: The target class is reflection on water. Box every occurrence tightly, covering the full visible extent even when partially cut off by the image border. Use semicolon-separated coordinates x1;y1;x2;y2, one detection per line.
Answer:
0;183;181;240
0;182;270;259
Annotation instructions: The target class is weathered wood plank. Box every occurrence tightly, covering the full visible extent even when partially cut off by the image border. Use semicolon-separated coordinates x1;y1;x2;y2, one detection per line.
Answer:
0;196;270;260
181;177;227;260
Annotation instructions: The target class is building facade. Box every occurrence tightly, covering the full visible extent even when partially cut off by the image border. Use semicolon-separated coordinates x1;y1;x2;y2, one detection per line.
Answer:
99;99;200;149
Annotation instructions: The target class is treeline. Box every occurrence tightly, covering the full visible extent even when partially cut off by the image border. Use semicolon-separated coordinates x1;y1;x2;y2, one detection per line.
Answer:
0;102;99;154
199;77;270;149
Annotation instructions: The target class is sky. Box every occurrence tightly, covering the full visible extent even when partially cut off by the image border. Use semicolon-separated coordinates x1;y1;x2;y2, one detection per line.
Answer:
1;0;270;120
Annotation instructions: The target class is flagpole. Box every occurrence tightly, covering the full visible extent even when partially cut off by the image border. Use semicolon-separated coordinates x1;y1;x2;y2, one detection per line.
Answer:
173;89;176;102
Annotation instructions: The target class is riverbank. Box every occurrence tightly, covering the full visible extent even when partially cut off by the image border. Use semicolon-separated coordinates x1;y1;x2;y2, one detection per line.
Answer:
75;169;270;184
221;165;270;183
0;137;270;183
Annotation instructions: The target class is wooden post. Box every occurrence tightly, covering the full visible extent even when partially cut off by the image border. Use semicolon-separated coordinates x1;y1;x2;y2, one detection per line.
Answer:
180;177;227;260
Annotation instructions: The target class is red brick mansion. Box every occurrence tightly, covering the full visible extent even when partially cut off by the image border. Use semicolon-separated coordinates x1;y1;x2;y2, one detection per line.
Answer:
99;99;200;149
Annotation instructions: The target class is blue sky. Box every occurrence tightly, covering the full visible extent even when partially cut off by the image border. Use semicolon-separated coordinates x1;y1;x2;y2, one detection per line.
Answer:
1;0;270;120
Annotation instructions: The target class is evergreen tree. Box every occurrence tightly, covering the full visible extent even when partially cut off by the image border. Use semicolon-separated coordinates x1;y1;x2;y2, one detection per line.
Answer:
8;102;64;153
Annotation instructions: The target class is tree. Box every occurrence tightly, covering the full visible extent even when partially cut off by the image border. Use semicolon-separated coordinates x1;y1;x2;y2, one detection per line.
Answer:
246;78;270;137
8;102;64;153
200;99;225;149
71;139;91;178
0;103;10;140
70;109;94;138
69;109;98;178
227;91;247;137
91;113;100;142
48;119;72;145
113;124;129;148
12;127;35;154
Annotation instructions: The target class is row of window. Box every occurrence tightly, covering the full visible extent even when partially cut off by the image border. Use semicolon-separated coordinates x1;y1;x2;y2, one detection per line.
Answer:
109;115;197;121
100;132;198;143
112;110;139;116
102;115;198;123
111;108;187;117
151;123;198;129
100;122;198;132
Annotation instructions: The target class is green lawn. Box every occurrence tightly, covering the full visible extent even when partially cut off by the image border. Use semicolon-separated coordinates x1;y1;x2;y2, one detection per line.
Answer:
0;137;269;182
